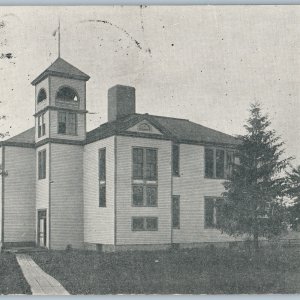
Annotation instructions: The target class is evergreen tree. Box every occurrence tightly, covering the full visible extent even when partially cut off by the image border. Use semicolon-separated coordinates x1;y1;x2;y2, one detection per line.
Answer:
286;165;300;230
220;103;292;249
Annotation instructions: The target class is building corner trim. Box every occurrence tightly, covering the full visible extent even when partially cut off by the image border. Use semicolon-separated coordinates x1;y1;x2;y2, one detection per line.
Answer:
1;146;5;248
114;135;117;246
48;142;52;250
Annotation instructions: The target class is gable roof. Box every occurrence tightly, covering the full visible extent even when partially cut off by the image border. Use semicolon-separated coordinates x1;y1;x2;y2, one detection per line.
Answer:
31;57;90;85
1;113;239;148
86;113;240;147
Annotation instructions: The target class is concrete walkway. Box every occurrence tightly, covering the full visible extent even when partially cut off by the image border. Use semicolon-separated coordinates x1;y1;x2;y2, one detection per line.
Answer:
16;254;70;295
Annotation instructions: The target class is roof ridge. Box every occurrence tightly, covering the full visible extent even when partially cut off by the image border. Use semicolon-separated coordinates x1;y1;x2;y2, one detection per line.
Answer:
142;113;190;122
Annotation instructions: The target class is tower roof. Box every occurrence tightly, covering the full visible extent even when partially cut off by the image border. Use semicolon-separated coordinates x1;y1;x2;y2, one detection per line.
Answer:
31;57;90;85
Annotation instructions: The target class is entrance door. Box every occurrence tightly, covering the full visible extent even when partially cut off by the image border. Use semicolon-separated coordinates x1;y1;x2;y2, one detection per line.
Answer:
38;210;47;247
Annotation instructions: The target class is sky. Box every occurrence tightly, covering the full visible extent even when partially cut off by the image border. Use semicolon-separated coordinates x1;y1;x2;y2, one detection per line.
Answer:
0;6;299;164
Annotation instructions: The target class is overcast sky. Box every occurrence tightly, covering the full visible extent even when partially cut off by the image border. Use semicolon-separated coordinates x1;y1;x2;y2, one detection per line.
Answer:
0;6;299;164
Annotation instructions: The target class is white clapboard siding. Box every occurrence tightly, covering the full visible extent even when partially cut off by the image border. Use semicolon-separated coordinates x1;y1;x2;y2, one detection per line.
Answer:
0;148;2;243
50;144;84;250
173;144;239;243
116;136;172;245
4;146;36;242
83;137;115;245
36;144;50;246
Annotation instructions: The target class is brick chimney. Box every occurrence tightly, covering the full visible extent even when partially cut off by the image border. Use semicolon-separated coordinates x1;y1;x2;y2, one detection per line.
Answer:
108;85;136;121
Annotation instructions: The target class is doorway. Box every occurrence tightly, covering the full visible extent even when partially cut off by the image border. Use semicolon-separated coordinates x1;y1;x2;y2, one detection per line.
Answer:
37;210;47;247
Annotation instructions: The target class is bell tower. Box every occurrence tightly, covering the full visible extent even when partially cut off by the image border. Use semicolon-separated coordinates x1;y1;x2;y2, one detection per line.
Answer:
31;57;90;143
31;57;89;250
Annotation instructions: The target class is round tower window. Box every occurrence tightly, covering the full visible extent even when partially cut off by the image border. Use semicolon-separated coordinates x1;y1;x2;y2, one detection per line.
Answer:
56;87;79;102
37;89;47;103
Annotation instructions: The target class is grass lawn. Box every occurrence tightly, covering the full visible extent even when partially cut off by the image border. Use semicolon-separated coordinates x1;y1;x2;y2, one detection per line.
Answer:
0;253;31;295
30;245;300;294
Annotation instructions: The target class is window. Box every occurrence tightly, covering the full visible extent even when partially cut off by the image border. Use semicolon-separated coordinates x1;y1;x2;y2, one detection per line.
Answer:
226;151;234;179
68;113;77;135
37;89;47;103
38;150;46;180
38;113;46;138
205;148;214;178
132;147;158;207
133;185;144;206
205;147;234;179
204;197;223;228
99;185;106;207
216;149;225;179
146;149;157;180
56;87;78;102
57;111;77;135
132;185;157;207
172;196;180;229
132;147;157;180
146;186;157;206
99;149;106;181
133;148;143;179
172;144;180;176
132;217;158;231
58;111;66;134
99;148;106;207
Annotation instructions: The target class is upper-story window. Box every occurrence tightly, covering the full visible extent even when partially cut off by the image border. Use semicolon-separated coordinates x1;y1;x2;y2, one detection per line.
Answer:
37;89;47;103
172;144;180;176
58;111;77;135
133;148;157;180
56;87;78;102
38;113;46;138
205;147;234;179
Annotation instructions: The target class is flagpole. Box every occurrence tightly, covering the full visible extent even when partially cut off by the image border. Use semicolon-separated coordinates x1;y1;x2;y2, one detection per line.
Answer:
58;18;61;58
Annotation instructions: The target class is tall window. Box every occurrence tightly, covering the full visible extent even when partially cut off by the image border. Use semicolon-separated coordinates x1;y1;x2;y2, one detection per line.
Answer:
172;196;180;229
132;147;158;207
205;148;214;178
132;148;143;179
38;150;46;180
205;147;234;179
133;148;157;180
58;111;77;135
216;149;225;178
132;217;158;231
38;113;46;138
172;144;180;176
226;151;234;179
146;149;157;180
204;197;223;228
99;148;106;207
